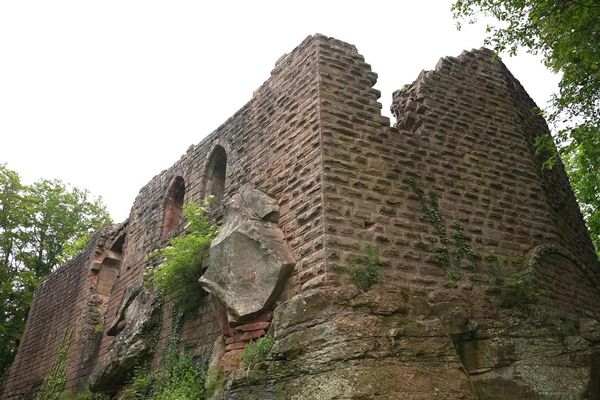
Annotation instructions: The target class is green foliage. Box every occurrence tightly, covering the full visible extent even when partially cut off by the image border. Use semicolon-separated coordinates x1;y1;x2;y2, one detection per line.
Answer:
146;200;218;312
452;0;600;256
497;273;539;310
0;165;111;382
242;334;274;369
348;244;382;292
119;368;155;400
35;330;72;400
59;388;108;400
119;322;207;400
408;177;477;286
563;130;600;255
204;368;226;398
485;251;537;310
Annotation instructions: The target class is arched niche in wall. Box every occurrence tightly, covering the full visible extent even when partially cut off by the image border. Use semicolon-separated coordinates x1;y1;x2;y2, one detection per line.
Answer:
205;145;227;206
95;234;125;300
162;176;186;237
80;232;126;375
528;244;600;317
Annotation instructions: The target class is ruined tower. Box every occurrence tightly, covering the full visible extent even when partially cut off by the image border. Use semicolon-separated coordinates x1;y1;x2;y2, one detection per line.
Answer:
2;34;599;400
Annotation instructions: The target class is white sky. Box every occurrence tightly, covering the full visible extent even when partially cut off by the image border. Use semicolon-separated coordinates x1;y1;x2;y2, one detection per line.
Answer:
0;1;560;222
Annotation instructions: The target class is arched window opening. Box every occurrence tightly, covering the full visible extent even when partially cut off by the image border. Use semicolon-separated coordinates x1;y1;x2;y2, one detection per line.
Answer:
206;146;227;206
162;176;185;237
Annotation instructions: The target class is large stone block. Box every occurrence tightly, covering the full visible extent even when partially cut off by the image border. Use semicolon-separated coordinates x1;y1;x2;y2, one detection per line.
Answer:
200;185;296;323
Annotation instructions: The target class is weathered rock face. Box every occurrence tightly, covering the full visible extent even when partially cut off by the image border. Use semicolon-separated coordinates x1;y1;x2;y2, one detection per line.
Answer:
201;185;296;323
225;284;600;400
89;285;161;394
226;286;476;399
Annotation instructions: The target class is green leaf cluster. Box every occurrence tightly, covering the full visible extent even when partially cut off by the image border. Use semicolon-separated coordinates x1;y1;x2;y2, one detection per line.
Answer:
348;244;382;292
119;319;208;400
0;165;111;381
146;200;218;312
120;353;205;400
563;128;600;254
242;334;274;369
496;273;539;310
452;0;600;256
204;367;226;398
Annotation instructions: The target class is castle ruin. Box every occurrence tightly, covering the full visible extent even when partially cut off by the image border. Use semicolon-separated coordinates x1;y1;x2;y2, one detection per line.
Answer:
2;34;600;399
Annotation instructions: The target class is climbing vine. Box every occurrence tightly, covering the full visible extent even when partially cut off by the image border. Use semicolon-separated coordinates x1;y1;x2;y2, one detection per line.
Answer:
408;177;477;286
35;330;73;400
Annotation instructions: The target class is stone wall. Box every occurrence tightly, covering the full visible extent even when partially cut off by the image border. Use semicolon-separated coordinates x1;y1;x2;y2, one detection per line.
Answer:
3;34;599;400
1;225;125;399
2;34;327;399
226;36;600;399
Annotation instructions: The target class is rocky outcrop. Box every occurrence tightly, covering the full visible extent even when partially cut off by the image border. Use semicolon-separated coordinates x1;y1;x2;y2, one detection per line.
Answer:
225;282;600;399
226;285;476;399
201;185;296;323
89;285;161;394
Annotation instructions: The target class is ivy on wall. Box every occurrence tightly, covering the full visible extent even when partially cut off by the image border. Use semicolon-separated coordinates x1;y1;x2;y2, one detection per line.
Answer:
408;177;477;286
35;330;72;400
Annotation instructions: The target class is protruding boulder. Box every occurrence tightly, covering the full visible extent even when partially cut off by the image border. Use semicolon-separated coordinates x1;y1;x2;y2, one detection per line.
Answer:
89;284;161;394
200;185;295;323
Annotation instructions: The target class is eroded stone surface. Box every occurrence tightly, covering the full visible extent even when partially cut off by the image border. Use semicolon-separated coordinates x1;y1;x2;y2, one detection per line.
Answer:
89;285;161;393
201;185;295;323
227;286;477;400
227;283;599;399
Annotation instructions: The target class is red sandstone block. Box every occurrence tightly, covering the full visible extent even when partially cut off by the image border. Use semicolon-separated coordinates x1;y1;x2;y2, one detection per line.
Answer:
235;321;270;332
225;333;243;345
221;349;243;372
225;342;246;351
241;329;266;342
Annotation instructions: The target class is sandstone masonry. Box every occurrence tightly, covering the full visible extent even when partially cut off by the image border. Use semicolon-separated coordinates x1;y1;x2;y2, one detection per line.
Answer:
2;34;599;400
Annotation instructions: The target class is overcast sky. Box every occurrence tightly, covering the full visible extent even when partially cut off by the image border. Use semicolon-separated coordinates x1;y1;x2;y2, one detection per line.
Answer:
0;1;560;221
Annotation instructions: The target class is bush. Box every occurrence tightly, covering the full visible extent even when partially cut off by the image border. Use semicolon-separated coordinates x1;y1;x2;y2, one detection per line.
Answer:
242;335;274;369
146;200;218;312
204;368;226;397
119;368;156;400
349;245;381;292
120;348;206;400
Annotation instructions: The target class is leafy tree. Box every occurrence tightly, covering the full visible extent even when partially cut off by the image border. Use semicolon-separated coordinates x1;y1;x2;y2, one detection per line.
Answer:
0;165;111;383
452;0;600;255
